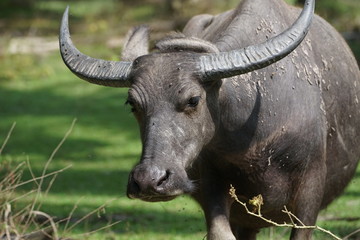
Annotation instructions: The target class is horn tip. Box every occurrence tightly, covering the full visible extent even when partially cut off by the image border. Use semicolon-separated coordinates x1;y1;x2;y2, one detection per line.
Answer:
60;5;70;36
62;6;70;23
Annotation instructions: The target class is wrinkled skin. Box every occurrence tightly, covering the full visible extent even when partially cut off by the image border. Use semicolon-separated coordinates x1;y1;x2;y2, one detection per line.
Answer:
61;0;360;239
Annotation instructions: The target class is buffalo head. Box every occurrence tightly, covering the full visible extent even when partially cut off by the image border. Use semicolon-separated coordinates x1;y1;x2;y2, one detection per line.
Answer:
125;52;218;201
59;0;314;201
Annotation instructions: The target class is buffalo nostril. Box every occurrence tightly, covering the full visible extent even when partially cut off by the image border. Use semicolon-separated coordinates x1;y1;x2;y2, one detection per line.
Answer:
157;170;171;187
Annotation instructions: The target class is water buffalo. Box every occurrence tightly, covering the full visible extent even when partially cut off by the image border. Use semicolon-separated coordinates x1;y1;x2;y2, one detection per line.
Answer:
59;0;360;239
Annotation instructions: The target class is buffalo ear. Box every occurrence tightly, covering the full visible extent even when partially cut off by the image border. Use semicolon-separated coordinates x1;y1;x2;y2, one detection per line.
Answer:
121;25;149;61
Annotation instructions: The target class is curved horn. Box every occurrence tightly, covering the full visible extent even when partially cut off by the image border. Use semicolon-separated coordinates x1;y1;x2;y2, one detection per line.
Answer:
60;6;132;87
199;0;315;80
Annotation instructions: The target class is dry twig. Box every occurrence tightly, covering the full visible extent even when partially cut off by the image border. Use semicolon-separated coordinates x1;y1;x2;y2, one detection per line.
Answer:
229;185;342;240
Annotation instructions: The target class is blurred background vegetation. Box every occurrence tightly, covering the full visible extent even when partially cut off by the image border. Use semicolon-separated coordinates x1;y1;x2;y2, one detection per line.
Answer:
0;0;359;58
0;0;359;239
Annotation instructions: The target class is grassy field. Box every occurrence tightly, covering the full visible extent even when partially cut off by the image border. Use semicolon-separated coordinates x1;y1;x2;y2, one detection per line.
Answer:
0;0;359;239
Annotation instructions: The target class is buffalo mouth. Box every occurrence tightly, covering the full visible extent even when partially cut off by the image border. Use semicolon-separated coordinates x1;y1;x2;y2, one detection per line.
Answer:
126;167;195;202
127;192;178;202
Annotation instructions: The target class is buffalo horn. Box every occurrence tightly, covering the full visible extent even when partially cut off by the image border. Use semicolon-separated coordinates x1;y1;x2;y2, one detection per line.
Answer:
59;7;132;87
199;0;315;80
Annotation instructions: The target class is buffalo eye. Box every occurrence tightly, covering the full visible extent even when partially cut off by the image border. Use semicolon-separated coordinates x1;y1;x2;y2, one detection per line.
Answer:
187;96;201;108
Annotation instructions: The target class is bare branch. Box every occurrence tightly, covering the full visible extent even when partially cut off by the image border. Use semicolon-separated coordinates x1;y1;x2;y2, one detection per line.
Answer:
229;185;342;240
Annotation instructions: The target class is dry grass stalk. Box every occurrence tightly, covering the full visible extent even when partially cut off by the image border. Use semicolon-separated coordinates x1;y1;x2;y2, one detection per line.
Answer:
0;122;16;156
30;211;59;240
229;184;342;240
1;120;121;239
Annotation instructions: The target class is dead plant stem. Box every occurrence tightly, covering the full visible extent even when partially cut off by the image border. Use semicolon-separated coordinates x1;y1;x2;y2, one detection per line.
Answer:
0;165;71;194
74;220;122;238
31;210;59;240
26;119;76;232
0;122;16;156
229;185;341;240
65;198;117;233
